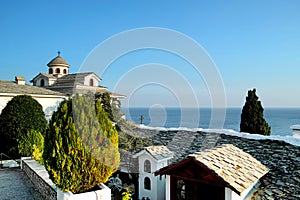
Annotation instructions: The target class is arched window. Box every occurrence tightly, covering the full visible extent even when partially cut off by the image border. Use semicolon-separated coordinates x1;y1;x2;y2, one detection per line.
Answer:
144;160;151;173
55;68;60;74
89;78;94;86
144;177;151;190
40;79;45;87
49;68;53;74
63;69;67;74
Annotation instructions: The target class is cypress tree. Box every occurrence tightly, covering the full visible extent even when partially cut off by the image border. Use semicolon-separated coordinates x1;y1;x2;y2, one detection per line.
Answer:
240;89;271;136
96;92;114;121
0;95;47;158
43;94;119;194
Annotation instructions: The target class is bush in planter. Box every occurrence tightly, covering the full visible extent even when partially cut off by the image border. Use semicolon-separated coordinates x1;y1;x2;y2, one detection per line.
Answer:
0;95;47;158
43;94;120;194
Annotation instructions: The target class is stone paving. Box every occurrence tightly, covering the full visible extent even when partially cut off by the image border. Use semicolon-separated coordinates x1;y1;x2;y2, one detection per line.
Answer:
0;168;43;200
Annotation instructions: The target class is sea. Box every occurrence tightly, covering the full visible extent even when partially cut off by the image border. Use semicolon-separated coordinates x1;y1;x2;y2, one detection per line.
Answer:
121;107;300;136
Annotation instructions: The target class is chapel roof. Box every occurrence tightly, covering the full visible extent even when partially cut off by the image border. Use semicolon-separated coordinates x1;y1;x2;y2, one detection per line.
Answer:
30;73;57;82
156;144;269;195
190;144;269;194
47;51;70;68
133;145;173;160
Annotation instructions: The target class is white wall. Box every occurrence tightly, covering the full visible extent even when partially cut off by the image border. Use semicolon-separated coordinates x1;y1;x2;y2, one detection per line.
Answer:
225;186;256;200
138;154;157;200
0;96;13;113
84;74;100;86
137;153;169;200
57;184;111;200
157;175;166;200
165;175;171;200
34;76;50;87
34;96;65;120
0;94;65;120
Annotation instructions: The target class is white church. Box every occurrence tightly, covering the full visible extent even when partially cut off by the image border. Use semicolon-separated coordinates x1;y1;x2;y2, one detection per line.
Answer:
0;52;125;119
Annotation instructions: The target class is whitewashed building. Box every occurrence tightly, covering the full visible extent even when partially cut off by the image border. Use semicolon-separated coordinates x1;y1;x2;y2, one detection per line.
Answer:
1;52;125;119
31;52;125;108
0;77;66;119
132;145;173;200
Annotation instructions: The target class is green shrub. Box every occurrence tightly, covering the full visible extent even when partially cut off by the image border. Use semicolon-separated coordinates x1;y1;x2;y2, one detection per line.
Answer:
43;94;120;193
18;129;44;164
122;188;132;200
0;95;47;158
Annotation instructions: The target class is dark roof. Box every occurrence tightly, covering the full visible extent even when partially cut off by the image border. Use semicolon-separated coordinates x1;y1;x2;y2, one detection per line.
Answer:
49;72;102;88
30;73;57;82
0;80;65;96
57;72;101;81
47;55;70;68
137;128;300;199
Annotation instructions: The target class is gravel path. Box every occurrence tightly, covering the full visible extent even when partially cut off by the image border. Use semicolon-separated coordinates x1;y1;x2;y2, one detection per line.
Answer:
0;168;43;200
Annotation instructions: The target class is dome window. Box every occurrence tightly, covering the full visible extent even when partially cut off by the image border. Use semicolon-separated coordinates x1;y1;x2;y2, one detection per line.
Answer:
63;69;67;74
55;68;60;74
49;68;53;74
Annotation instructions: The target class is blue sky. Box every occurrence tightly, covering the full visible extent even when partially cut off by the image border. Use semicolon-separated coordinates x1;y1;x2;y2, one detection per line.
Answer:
1;1;300;108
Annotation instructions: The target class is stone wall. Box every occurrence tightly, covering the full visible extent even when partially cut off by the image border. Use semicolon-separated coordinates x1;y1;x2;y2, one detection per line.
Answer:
21;158;56;200
21;157;111;200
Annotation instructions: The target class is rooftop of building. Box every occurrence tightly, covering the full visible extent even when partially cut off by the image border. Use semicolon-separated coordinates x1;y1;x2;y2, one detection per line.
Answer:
0;80;65;96
47;51;70;68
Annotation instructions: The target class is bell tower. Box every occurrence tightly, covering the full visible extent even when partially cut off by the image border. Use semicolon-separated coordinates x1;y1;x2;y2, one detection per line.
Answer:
47;51;70;77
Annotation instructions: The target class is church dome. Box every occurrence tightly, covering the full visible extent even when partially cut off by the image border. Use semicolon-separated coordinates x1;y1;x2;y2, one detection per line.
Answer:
47;51;70;68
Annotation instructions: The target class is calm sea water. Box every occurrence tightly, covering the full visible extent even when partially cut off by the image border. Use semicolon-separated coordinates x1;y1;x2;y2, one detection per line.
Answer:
121;107;300;136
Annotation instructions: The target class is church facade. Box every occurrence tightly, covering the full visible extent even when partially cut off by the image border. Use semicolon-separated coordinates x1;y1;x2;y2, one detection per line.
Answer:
31;52;116;96
0;52;125;119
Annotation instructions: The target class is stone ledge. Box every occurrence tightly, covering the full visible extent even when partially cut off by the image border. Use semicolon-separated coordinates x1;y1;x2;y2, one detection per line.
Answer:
21;157;111;200
21;157;56;200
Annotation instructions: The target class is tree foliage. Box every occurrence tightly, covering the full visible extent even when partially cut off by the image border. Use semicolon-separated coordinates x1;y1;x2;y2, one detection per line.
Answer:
0;95;47;158
18;130;44;164
43;94;120;194
95;92;114;121
117;119;150;151
122;188;132;200
240;89;271;136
